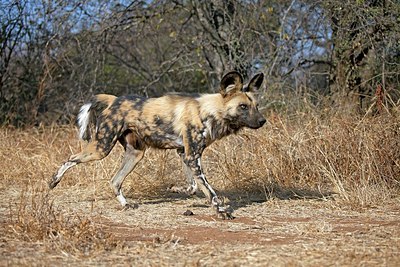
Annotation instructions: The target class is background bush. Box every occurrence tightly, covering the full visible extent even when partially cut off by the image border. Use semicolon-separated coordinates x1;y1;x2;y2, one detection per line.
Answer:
1;0;399;126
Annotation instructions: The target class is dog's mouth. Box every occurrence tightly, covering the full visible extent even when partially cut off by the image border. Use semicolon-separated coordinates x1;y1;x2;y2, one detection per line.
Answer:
247;118;267;129
228;121;242;131
230;119;266;130
225;114;267;131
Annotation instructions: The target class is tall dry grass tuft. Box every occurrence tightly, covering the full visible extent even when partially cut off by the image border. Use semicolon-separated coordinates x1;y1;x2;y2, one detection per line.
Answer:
204;108;400;207
6;184;119;256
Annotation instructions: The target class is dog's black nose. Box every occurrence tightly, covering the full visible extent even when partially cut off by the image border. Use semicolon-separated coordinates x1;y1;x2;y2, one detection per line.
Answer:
259;118;267;126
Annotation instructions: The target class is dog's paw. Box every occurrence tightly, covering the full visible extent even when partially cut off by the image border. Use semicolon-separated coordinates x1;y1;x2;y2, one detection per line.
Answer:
122;203;139;210
212;197;234;220
216;205;235;220
168;185;196;196
48;177;59;189
168;185;186;194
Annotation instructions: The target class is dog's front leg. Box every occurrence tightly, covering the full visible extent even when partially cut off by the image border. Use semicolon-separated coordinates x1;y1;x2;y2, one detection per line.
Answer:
183;128;233;219
186;156;233;219
173;148;197;195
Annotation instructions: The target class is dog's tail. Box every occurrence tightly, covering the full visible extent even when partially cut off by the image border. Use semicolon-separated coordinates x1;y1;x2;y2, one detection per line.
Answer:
77;94;117;141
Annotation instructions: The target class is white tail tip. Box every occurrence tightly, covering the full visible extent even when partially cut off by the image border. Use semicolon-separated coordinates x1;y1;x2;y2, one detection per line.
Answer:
77;103;92;140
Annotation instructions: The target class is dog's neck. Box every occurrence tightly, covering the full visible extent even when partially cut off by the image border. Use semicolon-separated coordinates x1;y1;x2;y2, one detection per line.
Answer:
203;116;238;142
197;93;240;142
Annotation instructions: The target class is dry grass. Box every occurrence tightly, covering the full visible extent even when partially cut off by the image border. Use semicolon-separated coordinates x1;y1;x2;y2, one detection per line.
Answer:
1;102;400;266
205;110;400;208
5;184;119;256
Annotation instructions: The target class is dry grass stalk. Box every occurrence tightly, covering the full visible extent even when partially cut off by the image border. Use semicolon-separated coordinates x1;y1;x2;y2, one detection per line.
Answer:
5;184;120;257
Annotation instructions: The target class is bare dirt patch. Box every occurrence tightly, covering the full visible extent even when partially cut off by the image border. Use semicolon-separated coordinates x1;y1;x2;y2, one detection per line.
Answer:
5;187;400;266
3;185;399;266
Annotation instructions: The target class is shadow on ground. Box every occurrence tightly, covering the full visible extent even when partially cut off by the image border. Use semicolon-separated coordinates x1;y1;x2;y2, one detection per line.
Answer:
124;181;335;214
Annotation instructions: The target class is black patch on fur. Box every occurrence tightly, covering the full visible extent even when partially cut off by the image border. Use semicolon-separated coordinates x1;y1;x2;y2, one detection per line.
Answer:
95;119;123;153
153;116;175;135
144;131;180;148
183;125;206;172
116;95;147;109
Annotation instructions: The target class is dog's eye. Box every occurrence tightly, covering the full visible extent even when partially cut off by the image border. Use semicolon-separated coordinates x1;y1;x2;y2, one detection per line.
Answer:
239;104;248;110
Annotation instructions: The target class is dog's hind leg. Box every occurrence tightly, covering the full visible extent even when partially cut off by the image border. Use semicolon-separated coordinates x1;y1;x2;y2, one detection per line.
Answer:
49;129;119;189
110;132;145;208
49;161;78;189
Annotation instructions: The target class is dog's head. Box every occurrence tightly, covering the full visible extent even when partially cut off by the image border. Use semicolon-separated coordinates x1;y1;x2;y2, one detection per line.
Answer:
219;71;266;130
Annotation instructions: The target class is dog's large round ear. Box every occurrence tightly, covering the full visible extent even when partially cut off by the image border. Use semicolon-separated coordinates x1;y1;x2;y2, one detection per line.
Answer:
243;73;264;92
219;71;243;97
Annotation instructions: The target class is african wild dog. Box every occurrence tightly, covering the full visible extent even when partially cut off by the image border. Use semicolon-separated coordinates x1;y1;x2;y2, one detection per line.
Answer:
49;71;266;219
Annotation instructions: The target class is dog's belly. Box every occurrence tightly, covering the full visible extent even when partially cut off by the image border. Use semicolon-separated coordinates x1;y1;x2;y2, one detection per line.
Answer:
144;133;184;149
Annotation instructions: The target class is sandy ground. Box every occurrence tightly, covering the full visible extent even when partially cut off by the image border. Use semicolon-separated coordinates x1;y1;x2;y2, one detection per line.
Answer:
1;184;400;267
